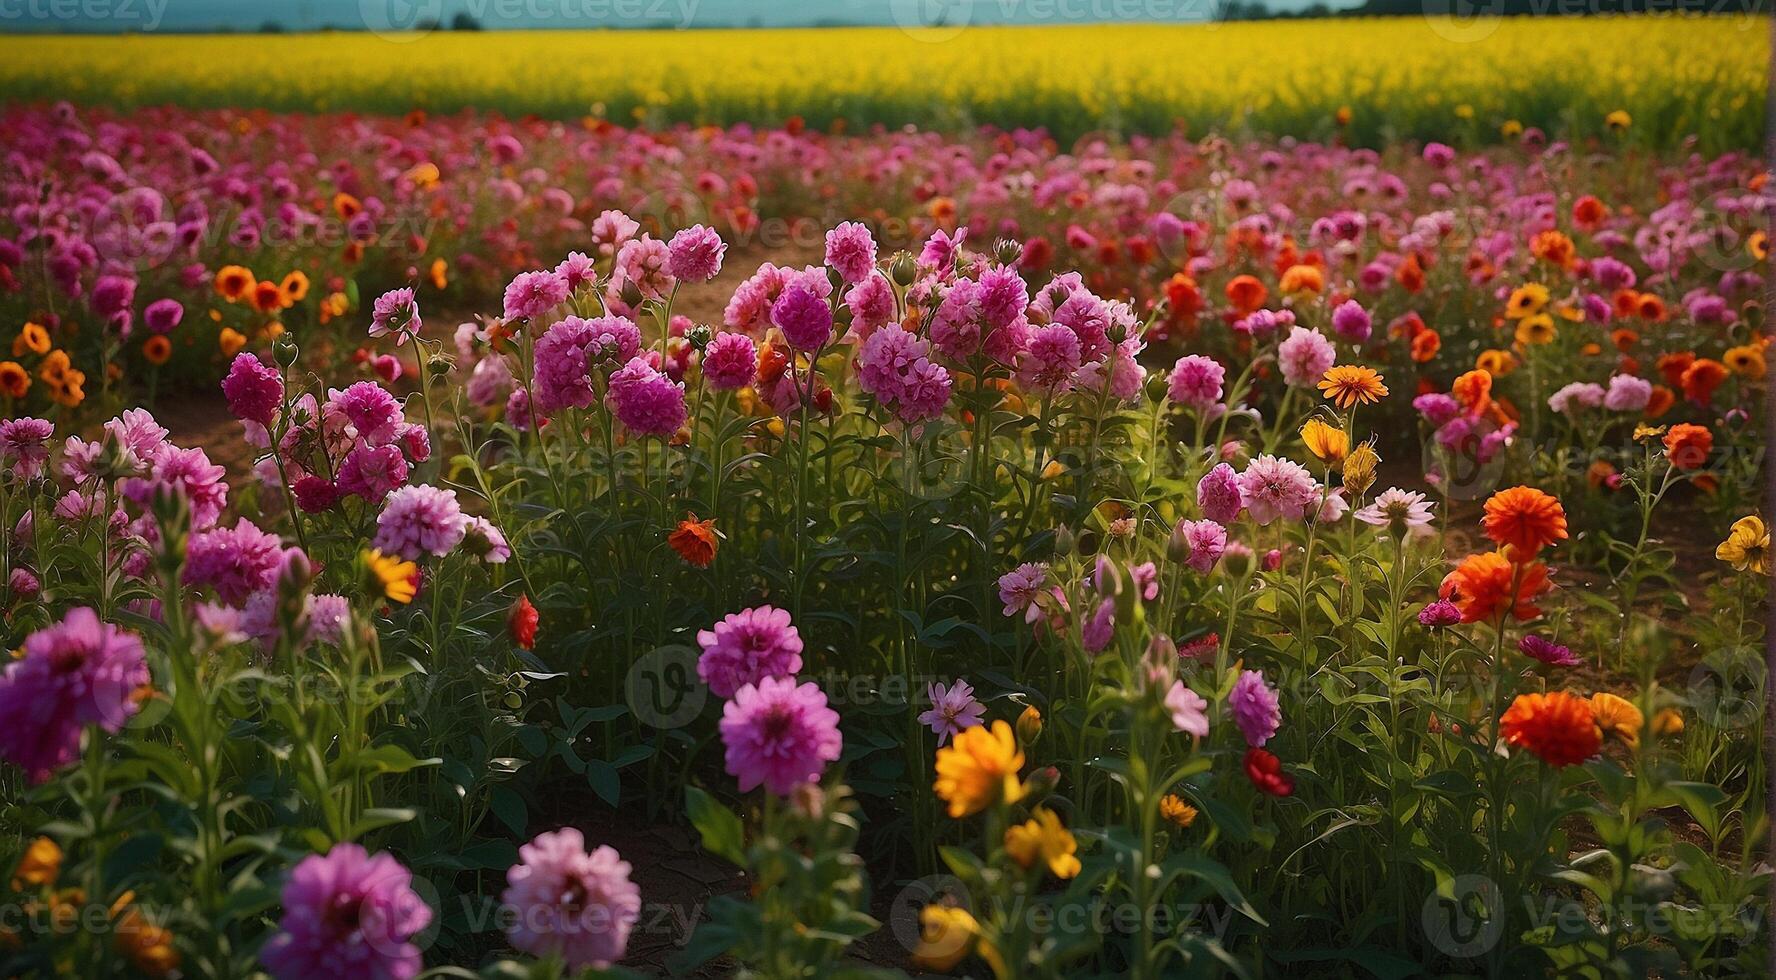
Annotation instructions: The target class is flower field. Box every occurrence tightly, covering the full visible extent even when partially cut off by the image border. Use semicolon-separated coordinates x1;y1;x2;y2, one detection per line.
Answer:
0;20;1770;978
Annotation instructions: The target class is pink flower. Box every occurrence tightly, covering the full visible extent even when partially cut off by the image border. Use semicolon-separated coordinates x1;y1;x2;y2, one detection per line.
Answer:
533;315;643;413
1520;634;1581;667
1354;487;1435;533
222;353;284;427
666;225;726;283
369;287;421;344
260;844;431;980
918;679;985;745
125;444;228;529
555;251;598;291
502;829;640;971
1173;519;1228;573
1165;681;1210;737
700;332;757;390
502;270;571;321
1604;374;1652;412
719;676;843;796
1330;300;1372;342
856;326;952;424
1167;354;1225;410
373;484;470;560
696;605;804;700
998;563;1051;623
1228;669;1282;747
462;518;510;563
1196;462;1244;524
771;282;834;351
143;298;183;334
326;381;405;446
1277;325;1336;388
1015;323;1082;394
0;418;53;480
184;520;289;604
605;357;687;438
0;608;148;783
824;221;878;285
1237;455;1317;525
844;273;896;337
336;444;410;503
614;235;674;301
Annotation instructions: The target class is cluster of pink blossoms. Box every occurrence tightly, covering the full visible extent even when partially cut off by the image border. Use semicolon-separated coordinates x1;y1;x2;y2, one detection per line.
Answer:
693;605;843;797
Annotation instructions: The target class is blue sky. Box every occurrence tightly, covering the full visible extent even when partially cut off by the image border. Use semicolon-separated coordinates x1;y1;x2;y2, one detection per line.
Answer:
3;0;1351;33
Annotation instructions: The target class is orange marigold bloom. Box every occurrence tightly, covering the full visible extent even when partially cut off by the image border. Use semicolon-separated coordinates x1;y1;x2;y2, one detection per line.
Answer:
218;328;247;357
1410;328;1441;363
1501;692;1602;767
1724;344;1766;379
1590;693;1644;750
142;336;172;366
1318;365;1388;408
1636;293;1666;321
332;192;362;220
214;265;255;302
1680;358;1728;405
668;514;719;568
1482;486;1567;555
1225;274;1268;314
1609;328;1638;352
279;270;310;305
1662;423;1713;470
1475;349;1517;377
0;361;28;399
250;279;286;314
13;322;50;357
1278;263;1324;296
1451;369;1493;416
1439;551;1552;623
1530;230;1575;269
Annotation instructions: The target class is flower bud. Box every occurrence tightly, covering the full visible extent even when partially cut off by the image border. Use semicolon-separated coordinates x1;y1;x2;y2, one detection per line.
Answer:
994;238;1024;265
1165;522;1194;565
1016;705;1043;746
427;355;451;379
1343;440;1380;497
889;252;918;286
620;279;644;308
1053;523;1075;558
274;334;300;368
685;324;712;351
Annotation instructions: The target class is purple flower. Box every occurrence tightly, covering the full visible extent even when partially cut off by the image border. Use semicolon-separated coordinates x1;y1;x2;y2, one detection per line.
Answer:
823;221;878;285
1520;634;1582;667
1173;519;1228;573
1196;463;1244;524
1167;355;1225;410
533;315;643;413
771;284;834;351
336;444;409;504
1228;669;1282;747
462;518;509;564
143;298;183;334
222;353;284;427
918;679;985;745
1165;680;1210;737
1414;392;1461;426
1237;454;1317;525
373;484;470;560
0;608;148;783
998;563;1051;623
700;332;757;390
1547;382;1606;415
605;357;687;437
184;520;289;604
1082;598;1116;653
92;274;136;318
1604;374;1652;412
719;676;843;796
502;829;640;971
1418;599;1462;627
667;225;727;283
1330;300;1372;342
259;843;431;980
696;605;804;700
0;418;54;480
368;287;421;344
502;270;571;321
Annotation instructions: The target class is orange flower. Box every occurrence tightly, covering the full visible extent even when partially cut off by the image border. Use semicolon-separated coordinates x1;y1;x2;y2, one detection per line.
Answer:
1318;366;1388;408
1636;293;1666;321
279;270;310;305
1409;328;1441;363
12;322;50;357
1501;692;1602;767
1655;351;1695;388
1278;264;1324;296
1451;369;1493;416
1662;423;1712;470
219;328;247;357
0;361;28;399
1395;253;1425;293
429;258;449;290
1680;358;1728;405
142;336;172;366
37;348;71;384
1724;344;1766;379
1474;349;1517;377
332;192;362;220
1225;274;1267;314
1529;230;1575;269
1643;385;1675;418
214;265;255;302
1609;328;1638;352
1571;195;1607;228
1482;486;1568;556
250;279;286;313
668;514;719;568
1439;551;1552;623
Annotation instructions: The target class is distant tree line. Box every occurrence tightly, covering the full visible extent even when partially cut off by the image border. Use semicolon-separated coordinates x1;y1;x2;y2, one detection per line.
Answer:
1216;0;1766;18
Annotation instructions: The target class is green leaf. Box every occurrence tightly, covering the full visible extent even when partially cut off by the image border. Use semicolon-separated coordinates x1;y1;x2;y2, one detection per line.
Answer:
684;787;746;867
489;786;527;837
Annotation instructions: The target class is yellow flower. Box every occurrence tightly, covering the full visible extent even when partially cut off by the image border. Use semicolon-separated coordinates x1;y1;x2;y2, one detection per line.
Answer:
279;270;311;305
1651;708;1684;736
1714;516;1769;574
1016;705;1043;745
1632;423;1668;443
13;321;50;357
1514;313;1556;346
430;258;449;290
1160;794;1198;829
404;161;441;189
910;904;979;972
1505;283;1549;319
1004;808;1081;879
1317;365;1388;408
1476;348;1519;377
365;549;418;604
12;837;60;891
1723;343;1765;379
933;720;1024;818
219;327;247;357
1605;109;1632;132
1342;440;1380;498
1299;417;1348;465
110;893;180;978
1590;692;1644;750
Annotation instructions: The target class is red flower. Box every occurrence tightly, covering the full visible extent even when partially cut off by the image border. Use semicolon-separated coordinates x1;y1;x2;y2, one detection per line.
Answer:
1243;748;1294;797
508;594;538;650
668;514;719;568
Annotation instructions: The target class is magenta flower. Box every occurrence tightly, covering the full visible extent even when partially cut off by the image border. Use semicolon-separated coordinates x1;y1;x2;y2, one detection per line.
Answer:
1167;355;1225;410
1418;599;1462;627
1082;598;1116;653
1196;462;1244;524
1330;300;1372;342
1520;634;1582;667
336;444;409;504
0;608;148;783
222;353;284;427
1173;519;1228;573
373;484;470;560
502;270;571;321
184;520;289;604
143;298;183;334
918;679;985;745
696;605;805;700
824;221;878;285
502;829;641;971
771;283;834;352
998;563;1051;623
700;332;757;390
326;381;405;447
1165;681;1210;737
857;325;953;424
533;315;643;413
0;418;53;480
368;287;422;345
719;676;843;796
1237;455;1318;525
1228;669;1282;747
1277;326;1336;388
555;251;598;292
667;225;727;283
605;357;687;438
1015;323;1082;394
260;843;432;980
124;444;228;529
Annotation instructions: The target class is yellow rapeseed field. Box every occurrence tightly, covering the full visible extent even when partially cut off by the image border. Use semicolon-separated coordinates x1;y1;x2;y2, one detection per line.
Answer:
0;15;1763;148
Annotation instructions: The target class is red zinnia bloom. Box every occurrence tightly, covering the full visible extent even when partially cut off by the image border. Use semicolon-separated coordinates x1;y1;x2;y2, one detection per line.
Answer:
1481;486;1568;556
508;595;538;650
1500;691;1601;767
1243;747;1294;797
669;514;719;568
1662;423;1713;470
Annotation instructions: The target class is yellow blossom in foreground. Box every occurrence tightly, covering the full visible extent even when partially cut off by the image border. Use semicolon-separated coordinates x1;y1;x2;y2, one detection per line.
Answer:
933;720;1024;818
1159;794;1198;829
1299;417;1348;465
365;549;418;604
1590;692;1644;750
1318;365;1388;409
1004;808;1081;879
911;905;980;972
